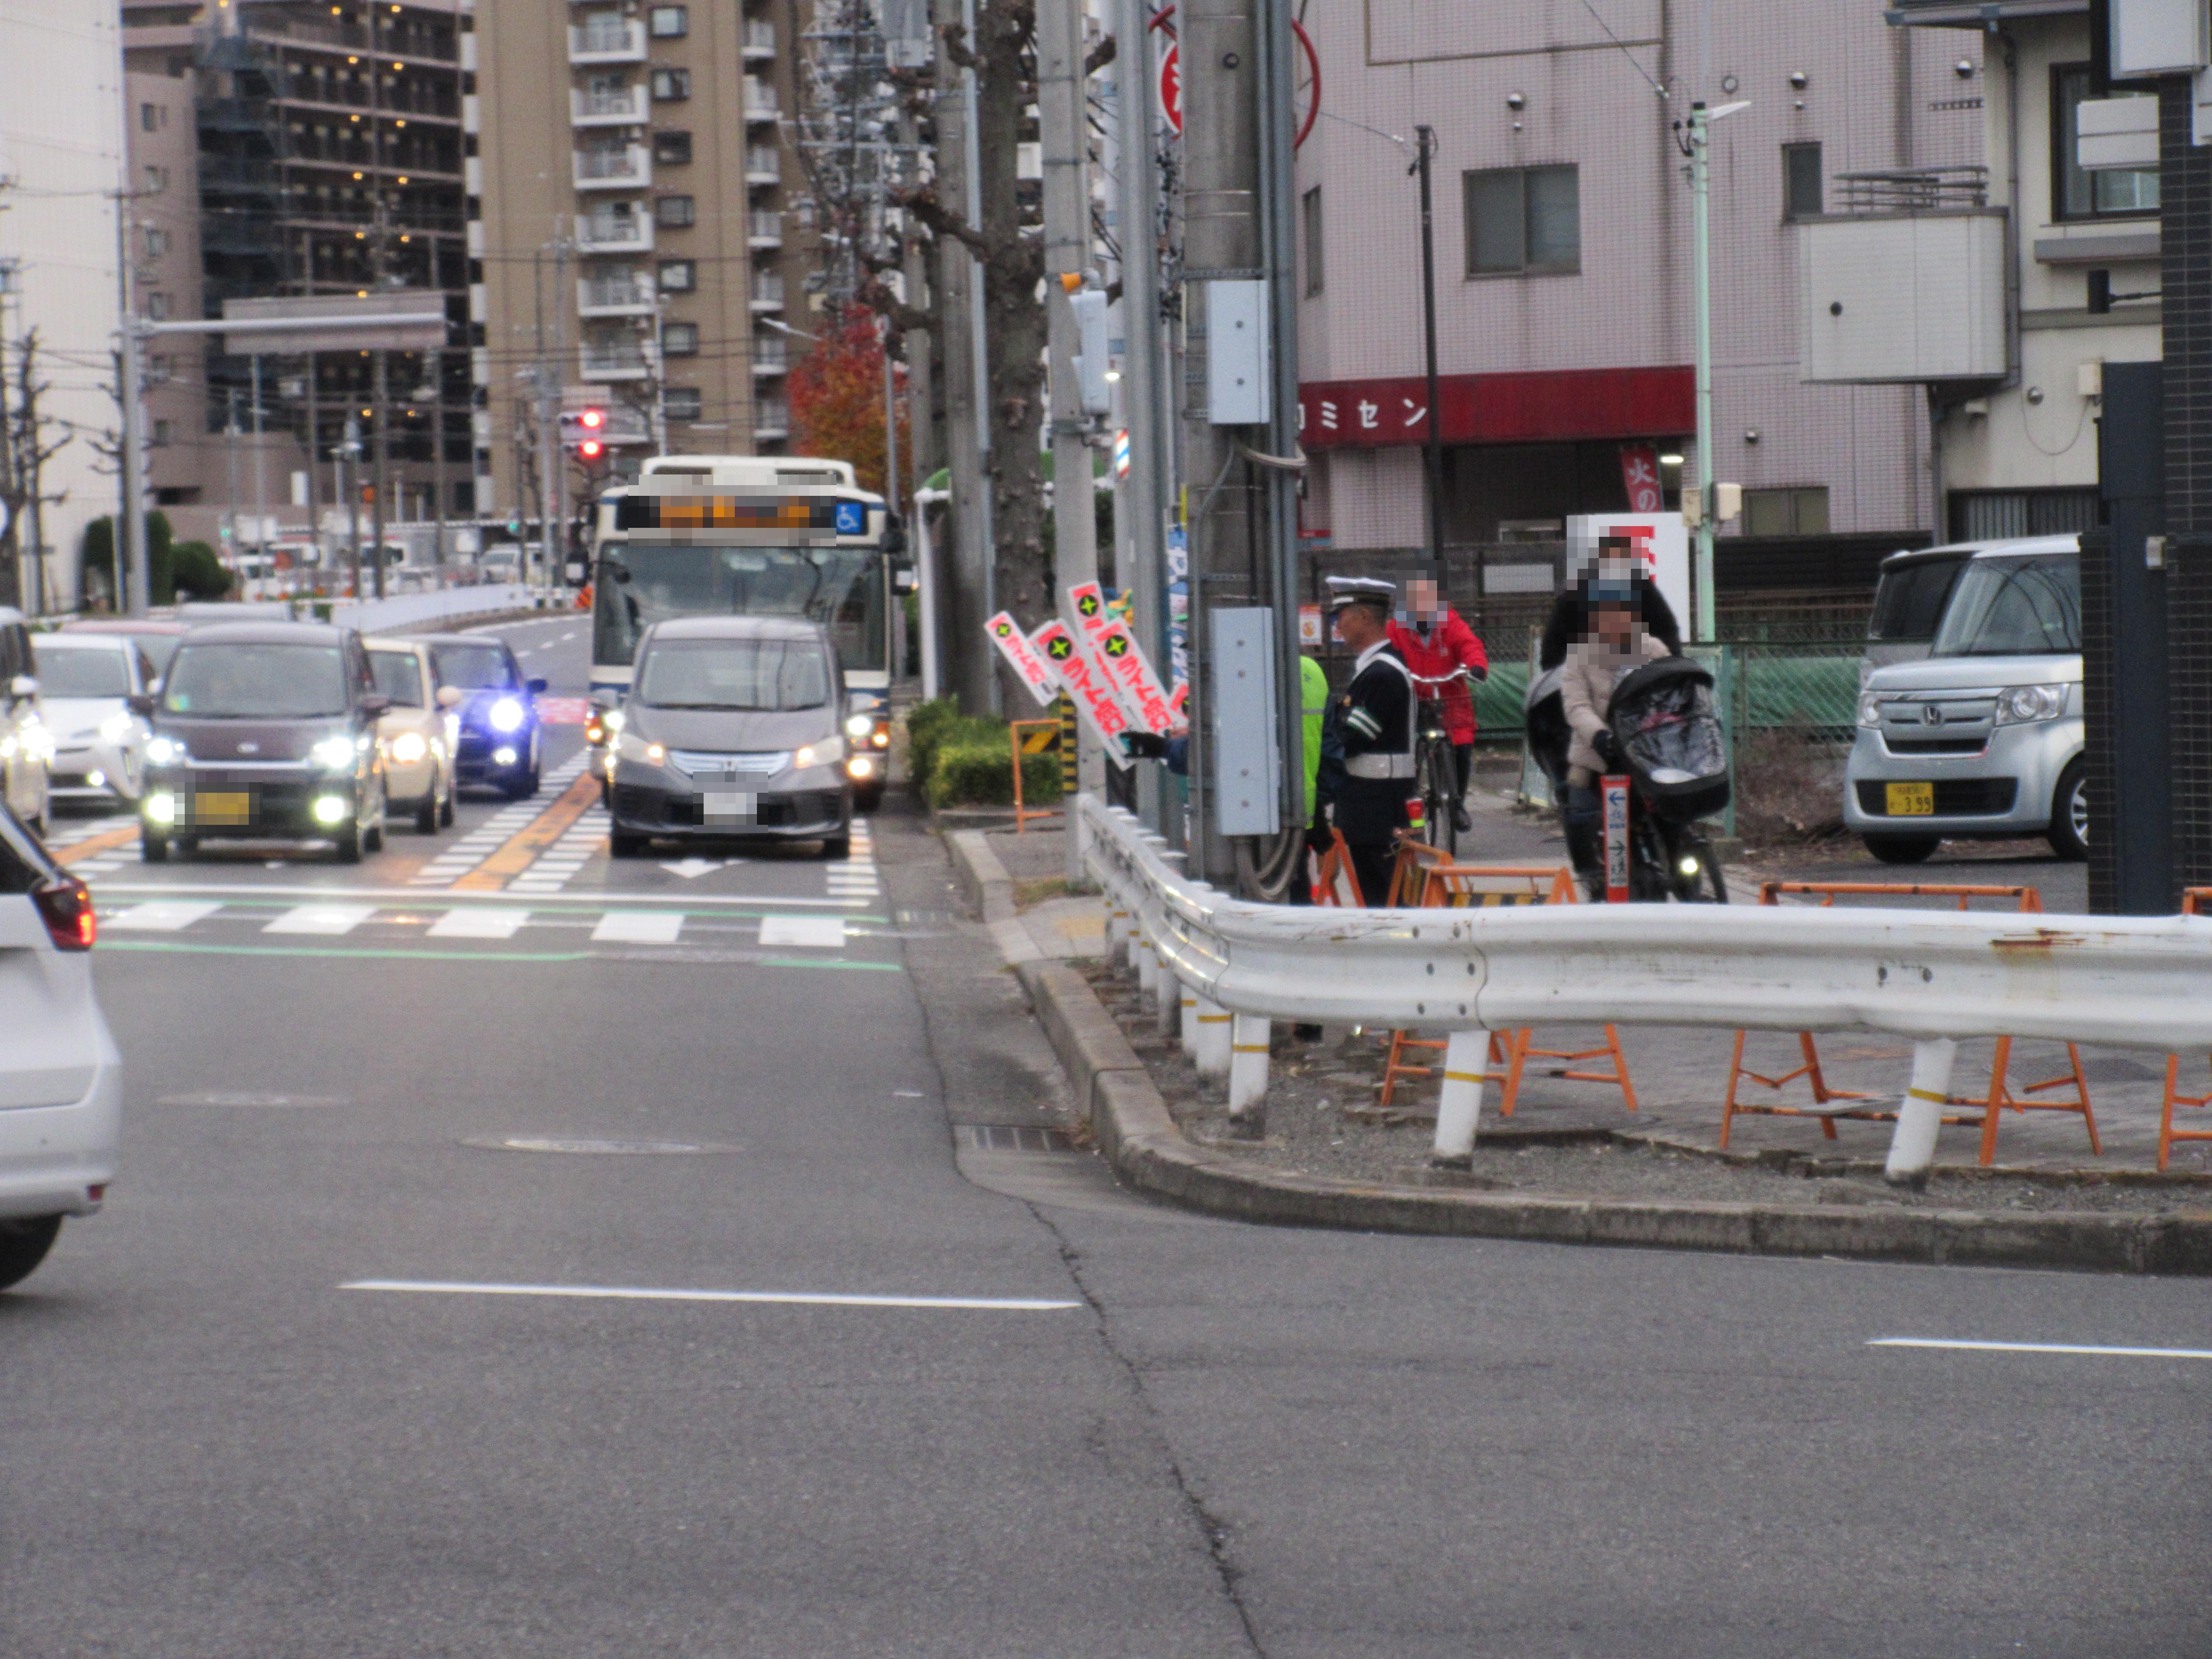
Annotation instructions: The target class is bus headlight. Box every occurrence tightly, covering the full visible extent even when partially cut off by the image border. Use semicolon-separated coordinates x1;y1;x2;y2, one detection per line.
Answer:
848;754;875;780
845;713;874;740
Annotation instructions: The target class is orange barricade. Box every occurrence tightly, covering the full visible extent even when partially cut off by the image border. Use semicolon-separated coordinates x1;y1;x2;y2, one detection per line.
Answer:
1377;864;1636;1117
1723;882;2099;1165
1385;838;1452;907
1007;719;1062;832
1309;830;1364;907
2160;888;2212;1170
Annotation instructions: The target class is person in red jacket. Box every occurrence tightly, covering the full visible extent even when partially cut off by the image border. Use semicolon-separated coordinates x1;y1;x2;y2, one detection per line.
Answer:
1387;576;1490;834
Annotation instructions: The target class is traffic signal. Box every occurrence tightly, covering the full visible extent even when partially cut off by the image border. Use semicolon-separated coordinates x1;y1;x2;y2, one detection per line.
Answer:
575;406;605;462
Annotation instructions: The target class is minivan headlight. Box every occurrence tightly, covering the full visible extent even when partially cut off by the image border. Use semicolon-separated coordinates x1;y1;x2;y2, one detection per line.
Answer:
146;735;183;765
312;733;358;770
99;711;135;743
794;736;847;770
1857;692;1882;728
388;731;428;765
615;730;666;765
1994;684;2067;725
488;697;527;733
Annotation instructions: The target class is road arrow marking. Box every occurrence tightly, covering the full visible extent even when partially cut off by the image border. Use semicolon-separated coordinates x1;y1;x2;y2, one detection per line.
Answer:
660;857;725;879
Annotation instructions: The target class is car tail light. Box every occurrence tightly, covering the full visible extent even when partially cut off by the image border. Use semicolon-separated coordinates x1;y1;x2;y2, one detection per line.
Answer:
32;875;96;952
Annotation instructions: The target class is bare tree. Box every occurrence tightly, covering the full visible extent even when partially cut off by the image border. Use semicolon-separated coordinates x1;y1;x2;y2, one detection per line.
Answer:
0;330;72;612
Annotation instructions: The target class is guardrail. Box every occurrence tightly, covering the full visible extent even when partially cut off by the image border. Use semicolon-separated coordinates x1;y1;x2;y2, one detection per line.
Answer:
1076;795;2212;1181
327;583;539;633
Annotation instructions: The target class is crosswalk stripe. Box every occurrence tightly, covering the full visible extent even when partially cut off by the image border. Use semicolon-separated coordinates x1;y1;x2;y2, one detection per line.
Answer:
590;911;685;944
105;900;224;932
427;908;531;940
263;903;376;936
758;915;846;949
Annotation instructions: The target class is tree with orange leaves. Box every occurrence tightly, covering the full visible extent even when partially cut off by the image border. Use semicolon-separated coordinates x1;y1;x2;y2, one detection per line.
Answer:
786;306;909;499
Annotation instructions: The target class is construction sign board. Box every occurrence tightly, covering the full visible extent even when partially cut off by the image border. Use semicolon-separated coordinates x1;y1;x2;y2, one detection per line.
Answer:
1067;580;1114;641
1030;620;1135;767
987;611;1062;707
1094;620;1178;736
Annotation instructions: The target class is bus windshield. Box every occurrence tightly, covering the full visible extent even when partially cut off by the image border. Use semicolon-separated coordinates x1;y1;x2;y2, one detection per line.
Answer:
596;542;885;673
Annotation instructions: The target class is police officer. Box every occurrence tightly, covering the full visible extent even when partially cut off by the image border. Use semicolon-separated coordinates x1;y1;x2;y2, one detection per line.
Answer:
1308;576;1417;905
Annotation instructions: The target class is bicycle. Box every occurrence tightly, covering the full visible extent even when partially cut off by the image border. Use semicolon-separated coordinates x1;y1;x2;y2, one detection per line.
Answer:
1409;667;1477;857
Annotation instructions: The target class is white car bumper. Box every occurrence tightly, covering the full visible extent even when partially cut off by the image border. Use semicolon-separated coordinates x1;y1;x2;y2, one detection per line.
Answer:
0;1042;121;1221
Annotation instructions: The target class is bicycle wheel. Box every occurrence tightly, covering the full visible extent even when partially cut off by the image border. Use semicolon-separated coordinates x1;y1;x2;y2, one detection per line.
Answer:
1418;739;1457;856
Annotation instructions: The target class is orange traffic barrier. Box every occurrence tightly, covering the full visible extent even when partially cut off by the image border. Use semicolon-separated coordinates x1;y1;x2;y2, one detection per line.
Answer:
1384;837;1452;907
1723;883;2098;1165
1309;830;1364;907
1377;863;1636;1117
2159;889;2212;1170
1008;719;1062;832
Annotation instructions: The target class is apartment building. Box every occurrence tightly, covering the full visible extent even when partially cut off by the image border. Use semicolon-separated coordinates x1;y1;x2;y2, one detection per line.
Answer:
1292;2;1982;591
120;0;474;552
472;0;813;514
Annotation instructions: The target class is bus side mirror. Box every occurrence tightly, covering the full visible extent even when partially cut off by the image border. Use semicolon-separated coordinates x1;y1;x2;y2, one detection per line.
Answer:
881;513;907;557
894;565;918;594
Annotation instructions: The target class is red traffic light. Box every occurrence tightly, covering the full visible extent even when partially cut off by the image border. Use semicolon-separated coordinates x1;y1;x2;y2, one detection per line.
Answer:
579;408;604;430
578;438;604;460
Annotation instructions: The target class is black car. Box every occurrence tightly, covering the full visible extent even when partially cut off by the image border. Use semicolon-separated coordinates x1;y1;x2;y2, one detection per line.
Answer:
135;621;390;863
407;632;547;800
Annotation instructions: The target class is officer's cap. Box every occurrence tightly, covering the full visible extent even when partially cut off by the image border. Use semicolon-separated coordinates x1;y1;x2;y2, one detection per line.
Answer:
1325;575;1396;612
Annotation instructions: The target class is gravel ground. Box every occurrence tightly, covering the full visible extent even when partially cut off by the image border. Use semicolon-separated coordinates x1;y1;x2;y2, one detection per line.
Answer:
1080;963;2212;1217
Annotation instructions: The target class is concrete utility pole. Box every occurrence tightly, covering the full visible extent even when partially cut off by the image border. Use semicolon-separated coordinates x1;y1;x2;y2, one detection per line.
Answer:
116;192;149;617
1113;0;1173;837
1039;0;1099;881
932;0;993;711
1178;0;1263;879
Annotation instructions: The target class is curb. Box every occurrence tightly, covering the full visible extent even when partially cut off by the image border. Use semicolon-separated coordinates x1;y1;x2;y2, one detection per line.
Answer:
1010;959;2212;1276
948;829;1042;963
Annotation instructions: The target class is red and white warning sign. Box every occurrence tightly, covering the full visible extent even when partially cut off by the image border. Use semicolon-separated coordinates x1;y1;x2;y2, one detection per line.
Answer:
1066;580;1113;641
1030;619;1134;766
986;611;1062;708
1092;620;1178;736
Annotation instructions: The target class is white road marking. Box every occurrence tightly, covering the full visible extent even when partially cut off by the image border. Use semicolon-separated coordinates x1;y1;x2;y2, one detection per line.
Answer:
91;881;871;909
590;910;685;944
660;858;725;879
341;1279;1082;1311
427;908;531;939
104;900;224;932
263;903;377;936
759;914;846;949
1869;1338;2212;1360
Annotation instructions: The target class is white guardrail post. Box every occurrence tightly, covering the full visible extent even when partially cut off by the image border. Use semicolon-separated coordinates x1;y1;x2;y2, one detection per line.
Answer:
1077;795;2212;1183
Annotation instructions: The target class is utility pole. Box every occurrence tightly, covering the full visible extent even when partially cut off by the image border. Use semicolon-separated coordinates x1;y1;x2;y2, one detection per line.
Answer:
250;355;268;574
1039;0;1099;879
371;349;390;599
116;191;150;617
1689;100;1716;643
340;415;363;599
932;0;992;711
1415;126;1443;578
224;387;242;570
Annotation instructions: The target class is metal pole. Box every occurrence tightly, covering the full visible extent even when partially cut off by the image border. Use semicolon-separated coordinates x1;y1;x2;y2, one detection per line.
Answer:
342;415;363;600
1416;126;1442;578
1260;0;1304;842
960;0;994;681
1691;101;1716;644
881;342;899;515
372;351;389;600
250;355;267;570
224;387;242;574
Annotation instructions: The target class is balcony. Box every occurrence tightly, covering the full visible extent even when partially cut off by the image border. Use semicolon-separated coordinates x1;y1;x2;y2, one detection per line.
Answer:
754;398;790;439
579;339;652;381
576;211;653;253
743;20;775;60
748;210;783;249
750;273;786;312
1798;170;2005;386
575;143;651;190
742;78;780;124
745;146;780;186
578;272;658;317
568;17;646;64
751;336;788;377
570;85;647;126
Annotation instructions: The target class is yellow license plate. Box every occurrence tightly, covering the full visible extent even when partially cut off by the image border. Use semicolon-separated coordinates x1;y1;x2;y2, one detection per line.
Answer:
193;791;252;825
1886;781;1935;817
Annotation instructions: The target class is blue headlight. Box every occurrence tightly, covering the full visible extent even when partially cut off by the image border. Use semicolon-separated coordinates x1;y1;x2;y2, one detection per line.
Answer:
488;697;527;733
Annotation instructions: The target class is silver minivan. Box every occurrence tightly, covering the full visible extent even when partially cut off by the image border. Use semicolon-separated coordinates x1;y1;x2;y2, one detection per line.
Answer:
1843;535;2084;864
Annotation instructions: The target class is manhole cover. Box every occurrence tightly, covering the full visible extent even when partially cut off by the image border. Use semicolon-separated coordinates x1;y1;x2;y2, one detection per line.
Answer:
158;1091;345;1108
960;1124;1077;1153
466;1136;734;1155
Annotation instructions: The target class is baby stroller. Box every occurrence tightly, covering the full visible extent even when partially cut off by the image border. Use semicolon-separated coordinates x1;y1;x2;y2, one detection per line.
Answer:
1604;656;1730;902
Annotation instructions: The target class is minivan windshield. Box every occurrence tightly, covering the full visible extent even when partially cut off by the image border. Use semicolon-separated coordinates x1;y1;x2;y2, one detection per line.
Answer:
1868;555;1965;642
1930;554;2081;657
637;636;832;710
161;643;351;718
431;642;518;692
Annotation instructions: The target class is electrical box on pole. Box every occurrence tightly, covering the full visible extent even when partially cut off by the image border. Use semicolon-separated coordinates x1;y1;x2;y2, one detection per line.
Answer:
1069;289;1112;416
1205;280;1272;425
1210;608;1282;836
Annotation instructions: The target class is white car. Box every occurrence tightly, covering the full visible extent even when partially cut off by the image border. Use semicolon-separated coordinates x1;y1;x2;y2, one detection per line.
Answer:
30;631;156;807
0;608;53;834
0;806;120;1290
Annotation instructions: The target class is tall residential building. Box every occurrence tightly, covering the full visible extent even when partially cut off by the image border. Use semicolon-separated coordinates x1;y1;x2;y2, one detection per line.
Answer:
0;0;126;610
119;0;474;556
473;0;814;515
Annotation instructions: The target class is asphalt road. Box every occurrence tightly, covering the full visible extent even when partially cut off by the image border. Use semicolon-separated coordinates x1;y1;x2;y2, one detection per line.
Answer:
3;617;2205;1656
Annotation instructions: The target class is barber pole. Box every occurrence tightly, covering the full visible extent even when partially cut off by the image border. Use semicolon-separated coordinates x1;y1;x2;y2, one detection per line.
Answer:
1602;774;1631;903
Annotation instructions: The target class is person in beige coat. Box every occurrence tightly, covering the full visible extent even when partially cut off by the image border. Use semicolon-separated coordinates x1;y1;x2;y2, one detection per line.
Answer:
1552;572;1675;891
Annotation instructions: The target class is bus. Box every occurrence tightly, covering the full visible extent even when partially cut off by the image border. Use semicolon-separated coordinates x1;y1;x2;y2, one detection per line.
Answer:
588;454;905;806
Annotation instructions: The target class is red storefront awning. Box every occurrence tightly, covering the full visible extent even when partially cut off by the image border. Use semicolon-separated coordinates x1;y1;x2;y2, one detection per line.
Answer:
1296;366;1694;450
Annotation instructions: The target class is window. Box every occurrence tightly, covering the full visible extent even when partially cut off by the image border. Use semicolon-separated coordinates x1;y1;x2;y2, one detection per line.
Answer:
1742;486;1830;538
142;164;167;194
140;102;166;131
2055;65;2159;219
655;194;696;227
1302;186;1323;296
661;320;699;356
653;130;693;166
1931;553;2081;657
145;291;170;320
658;259;696;293
651;66;691;101
151;419;173;447
1783;142;1823;219
648;5;688;37
1464;164;1579;276
143;226;169;259
664;386;703;421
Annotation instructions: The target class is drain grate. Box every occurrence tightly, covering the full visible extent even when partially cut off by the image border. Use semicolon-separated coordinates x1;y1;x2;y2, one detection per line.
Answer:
960;1123;1077;1153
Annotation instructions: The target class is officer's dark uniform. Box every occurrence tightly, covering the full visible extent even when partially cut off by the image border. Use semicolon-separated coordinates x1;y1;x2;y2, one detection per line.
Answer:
1320;635;1417;905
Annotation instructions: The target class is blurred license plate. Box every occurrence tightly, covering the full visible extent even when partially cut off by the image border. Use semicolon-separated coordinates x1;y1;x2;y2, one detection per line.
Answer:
194;791;252;825
1886;782;1935;816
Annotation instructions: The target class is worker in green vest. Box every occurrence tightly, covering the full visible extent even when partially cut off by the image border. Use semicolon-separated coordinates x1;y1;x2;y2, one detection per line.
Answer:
1300;652;1329;821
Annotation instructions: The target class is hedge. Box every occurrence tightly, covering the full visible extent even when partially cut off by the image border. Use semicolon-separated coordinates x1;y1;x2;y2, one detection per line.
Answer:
906;698;1063;809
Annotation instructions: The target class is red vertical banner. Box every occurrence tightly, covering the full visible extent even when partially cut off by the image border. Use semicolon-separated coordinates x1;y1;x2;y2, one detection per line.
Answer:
1618;445;1663;513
